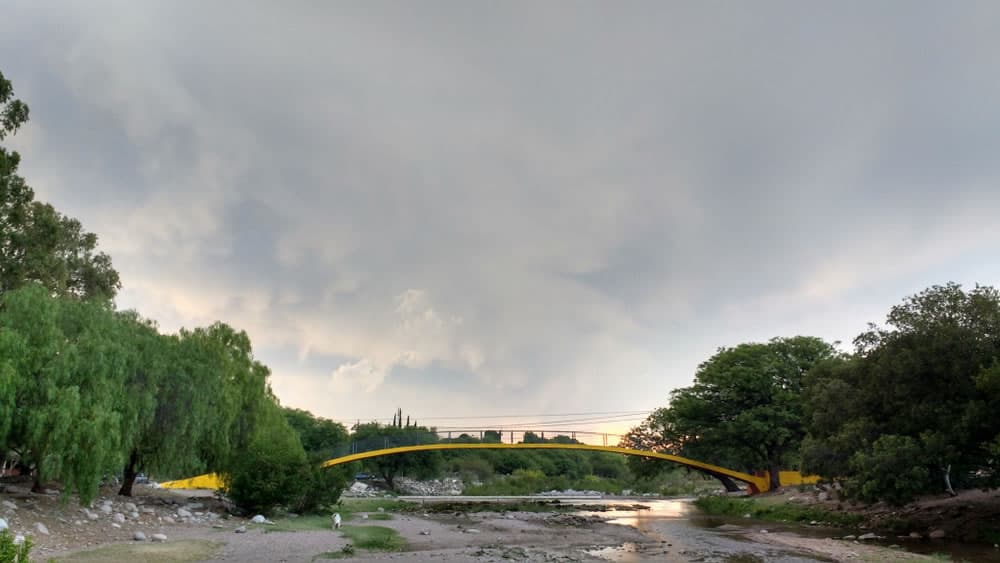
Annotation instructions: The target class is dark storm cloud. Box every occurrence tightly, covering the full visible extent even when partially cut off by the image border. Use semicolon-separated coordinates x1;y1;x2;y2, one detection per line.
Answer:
3;1;1000;421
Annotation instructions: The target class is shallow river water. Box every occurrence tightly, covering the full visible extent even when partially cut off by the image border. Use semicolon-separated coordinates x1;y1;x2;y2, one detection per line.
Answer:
565;498;998;562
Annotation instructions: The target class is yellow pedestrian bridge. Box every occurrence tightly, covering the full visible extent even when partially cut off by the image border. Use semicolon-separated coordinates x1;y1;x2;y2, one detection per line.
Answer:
160;442;816;494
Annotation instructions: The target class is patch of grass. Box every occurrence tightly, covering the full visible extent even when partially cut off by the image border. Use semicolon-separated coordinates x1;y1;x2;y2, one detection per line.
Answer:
694;496;862;527
337;498;412;520
259;514;333;532
51;540;223;563
365;512;393;520
339;525;405;551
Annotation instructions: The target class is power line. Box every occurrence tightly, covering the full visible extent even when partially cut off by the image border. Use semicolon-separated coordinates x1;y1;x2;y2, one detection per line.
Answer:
333;410;651;424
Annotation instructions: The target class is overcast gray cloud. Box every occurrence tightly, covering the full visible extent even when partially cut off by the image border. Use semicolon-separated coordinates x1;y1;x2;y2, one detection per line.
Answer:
3;1;1000;433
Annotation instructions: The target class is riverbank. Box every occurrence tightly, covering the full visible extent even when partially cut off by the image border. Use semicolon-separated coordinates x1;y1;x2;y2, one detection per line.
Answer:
24;489;978;562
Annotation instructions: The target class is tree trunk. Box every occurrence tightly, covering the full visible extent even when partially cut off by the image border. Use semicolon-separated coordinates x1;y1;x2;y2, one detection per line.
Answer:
942;464;957;497
768;461;782;492
31;469;43;494
119;450;140;497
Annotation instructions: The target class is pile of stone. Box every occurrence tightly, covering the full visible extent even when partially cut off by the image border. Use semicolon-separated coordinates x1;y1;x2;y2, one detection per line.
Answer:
395;477;464;496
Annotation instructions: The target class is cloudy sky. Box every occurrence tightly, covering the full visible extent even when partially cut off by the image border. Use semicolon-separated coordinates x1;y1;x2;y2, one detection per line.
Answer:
3;1;999;436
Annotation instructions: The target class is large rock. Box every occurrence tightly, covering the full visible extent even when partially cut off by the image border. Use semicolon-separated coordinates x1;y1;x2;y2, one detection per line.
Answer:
124;502;138;513
112;513;126;524
177;508;193;518
34;522;49;535
1;500;16;510
133;531;146;541
151;533;167;542
0;518;7;531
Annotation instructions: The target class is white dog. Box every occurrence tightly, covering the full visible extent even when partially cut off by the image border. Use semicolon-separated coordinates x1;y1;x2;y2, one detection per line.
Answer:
332;512;342;529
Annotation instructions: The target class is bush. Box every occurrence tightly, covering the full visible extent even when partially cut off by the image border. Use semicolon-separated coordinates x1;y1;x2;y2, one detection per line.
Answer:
0;530;31;563
225;411;311;516
846;434;931;506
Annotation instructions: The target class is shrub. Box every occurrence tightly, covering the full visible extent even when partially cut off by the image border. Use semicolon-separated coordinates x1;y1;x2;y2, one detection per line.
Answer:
0;531;31;563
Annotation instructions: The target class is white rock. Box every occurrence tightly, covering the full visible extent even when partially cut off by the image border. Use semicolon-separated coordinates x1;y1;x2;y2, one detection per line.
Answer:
86;511;99;521
34;522;49;535
177;508;192;518
130;511;140;520
99;504;113;514
234;525;247;533
818;492;830;501
163;516;175;524
113;513;126;524
1;500;17;510
151;533;167;542
111;523;121;529
858;532;879;540
133;531;146;541
124;503;138;513
761;529;768;534
0;518;7;531
465;528;481;534
250;515;267;524
13;534;24;546
929;529;946;539
419;530;431;535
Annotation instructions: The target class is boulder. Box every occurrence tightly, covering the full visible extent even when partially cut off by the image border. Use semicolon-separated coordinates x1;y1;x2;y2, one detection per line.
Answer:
235;525;247;533
177;508;193;518
130;511;140;520
0;518;7;531
124;502;138;513
133;532;146;541
151;533;167;542
1;500;16;510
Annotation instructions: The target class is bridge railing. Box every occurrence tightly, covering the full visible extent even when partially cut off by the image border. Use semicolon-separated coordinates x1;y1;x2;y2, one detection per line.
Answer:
324;429;624;461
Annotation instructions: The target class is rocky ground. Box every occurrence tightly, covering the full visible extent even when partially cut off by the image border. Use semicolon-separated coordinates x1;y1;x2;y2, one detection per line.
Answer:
3;481;992;562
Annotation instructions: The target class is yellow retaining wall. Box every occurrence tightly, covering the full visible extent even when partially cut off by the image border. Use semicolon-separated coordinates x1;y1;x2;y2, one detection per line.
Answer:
777;471;820;487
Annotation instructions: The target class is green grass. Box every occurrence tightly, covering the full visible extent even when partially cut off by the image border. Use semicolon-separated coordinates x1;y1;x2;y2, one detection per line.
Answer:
339;525;405;551
365;512;393;520
50;540;223;562
257;514;333;532
337;498;413;520
694;496;862;527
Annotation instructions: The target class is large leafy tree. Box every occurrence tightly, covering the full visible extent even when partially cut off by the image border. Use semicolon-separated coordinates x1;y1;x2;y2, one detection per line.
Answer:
351;421;442;490
640;336;836;491
0;285;126;501
802;283;1000;503
282;407;349;460
0;70;119;301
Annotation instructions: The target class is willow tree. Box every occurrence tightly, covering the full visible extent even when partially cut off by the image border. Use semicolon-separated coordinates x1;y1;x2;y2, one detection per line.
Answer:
0;285;126;501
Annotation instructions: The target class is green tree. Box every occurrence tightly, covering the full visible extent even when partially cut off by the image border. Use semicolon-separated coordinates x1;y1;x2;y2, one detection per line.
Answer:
224;401;311;516
0;286;126;501
802;283;1000;502
283;407;349;460
350;422;442;490
641;336;836;491
1;70;119;300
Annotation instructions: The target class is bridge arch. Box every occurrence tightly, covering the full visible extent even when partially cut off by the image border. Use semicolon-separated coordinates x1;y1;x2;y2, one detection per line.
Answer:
321;442;770;494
